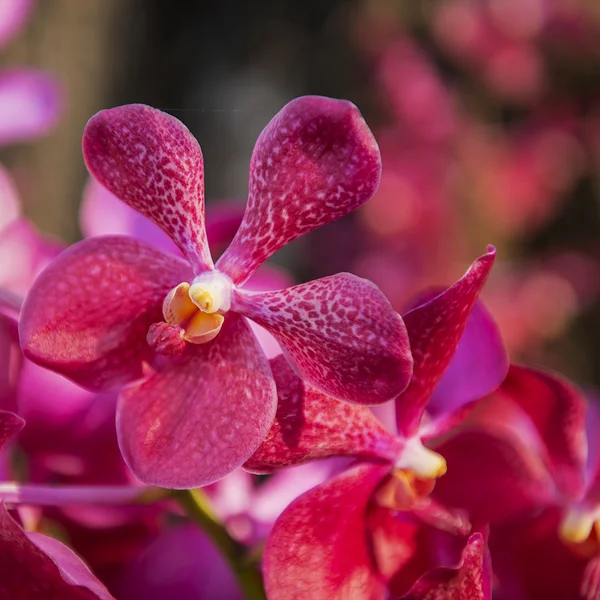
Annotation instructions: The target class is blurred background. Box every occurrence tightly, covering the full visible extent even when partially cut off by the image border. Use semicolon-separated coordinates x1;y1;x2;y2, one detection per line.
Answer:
2;0;600;386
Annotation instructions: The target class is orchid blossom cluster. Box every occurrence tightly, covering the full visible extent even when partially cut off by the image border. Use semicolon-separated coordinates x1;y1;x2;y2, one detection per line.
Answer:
0;91;597;600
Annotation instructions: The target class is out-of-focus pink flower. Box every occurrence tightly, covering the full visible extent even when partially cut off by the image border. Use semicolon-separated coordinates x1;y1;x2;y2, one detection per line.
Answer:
0;410;115;599
247;249;507;599
20;97;413;489
115;523;243;600
0;0;61;146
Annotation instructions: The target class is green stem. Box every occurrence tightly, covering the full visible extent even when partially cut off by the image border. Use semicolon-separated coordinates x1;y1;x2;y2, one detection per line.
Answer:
173;489;267;600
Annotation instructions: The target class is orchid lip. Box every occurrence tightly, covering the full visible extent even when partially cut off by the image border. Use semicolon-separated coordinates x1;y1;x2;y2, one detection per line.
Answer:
394;437;447;480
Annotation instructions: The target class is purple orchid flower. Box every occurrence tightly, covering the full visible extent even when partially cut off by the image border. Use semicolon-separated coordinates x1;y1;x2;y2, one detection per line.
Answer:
244;248;507;599
0;410;115;599
19;96;413;489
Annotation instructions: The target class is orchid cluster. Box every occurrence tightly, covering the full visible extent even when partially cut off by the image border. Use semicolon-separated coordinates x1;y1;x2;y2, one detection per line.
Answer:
0;88;597;600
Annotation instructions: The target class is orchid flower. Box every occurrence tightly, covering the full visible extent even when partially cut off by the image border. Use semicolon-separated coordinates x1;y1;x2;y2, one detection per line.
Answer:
245;248;508;599
0;410;115;599
19;96;413;489
431;365;600;599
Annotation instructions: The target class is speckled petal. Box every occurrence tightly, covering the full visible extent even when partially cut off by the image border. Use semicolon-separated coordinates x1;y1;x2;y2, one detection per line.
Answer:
0;409;23;450
0;70;61;145
20;236;191;392
0;505;114;599
404;533;491;600
396;247;496;437
82;104;213;272
233;273;412;405
117;313;277;488
80;178;245;257
217;96;381;284
245;355;402;472
264;463;390;600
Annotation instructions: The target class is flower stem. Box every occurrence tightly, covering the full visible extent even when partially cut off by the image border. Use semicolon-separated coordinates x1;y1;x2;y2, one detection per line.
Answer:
173;488;266;600
0;482;164;506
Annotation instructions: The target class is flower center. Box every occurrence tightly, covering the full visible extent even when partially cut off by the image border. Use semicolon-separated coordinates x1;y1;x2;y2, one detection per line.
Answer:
149;271;234;353
374;439;447;511
560;504;600;546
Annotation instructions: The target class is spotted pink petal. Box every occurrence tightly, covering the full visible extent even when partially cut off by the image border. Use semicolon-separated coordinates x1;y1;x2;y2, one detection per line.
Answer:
233;274;412;404
404;533;491;600
0;0;31;49
80;178;246;257
82;104;213;272
0;409;23;450
117;313;276;488
20;236;191;392
264;463;390;600
0;70;61;145
395;247;496;438
0;506;114;599
244;355;402;472
216;95;382;284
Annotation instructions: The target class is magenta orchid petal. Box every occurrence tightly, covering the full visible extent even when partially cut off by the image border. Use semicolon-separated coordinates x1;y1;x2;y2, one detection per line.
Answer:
264;463;390;600
0;70;61;145
0;409;24;450
432;385;562;523
404;532;491;600
80;179;181;256
0;0;31;49
82;104;213;271
233;274;412;404
0;164;20;233
117;313;276;488
80;179;246;256
0;506;114;599
244;355;402;472
426;300;509;421
501;365;587;498
395;247;496;438
19;236;191;392
216;95;382;285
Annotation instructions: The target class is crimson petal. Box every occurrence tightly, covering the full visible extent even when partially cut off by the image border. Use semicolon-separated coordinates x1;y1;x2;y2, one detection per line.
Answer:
395;248;496;437
20;236;190;392
117;313;276;488
0;409;23;450
82;104;213;271
217;96;381;284
0;506;113;599
404;532;491;600
432;382;563;523
233;274;412;404
264;463;390;600
244;355;402;472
